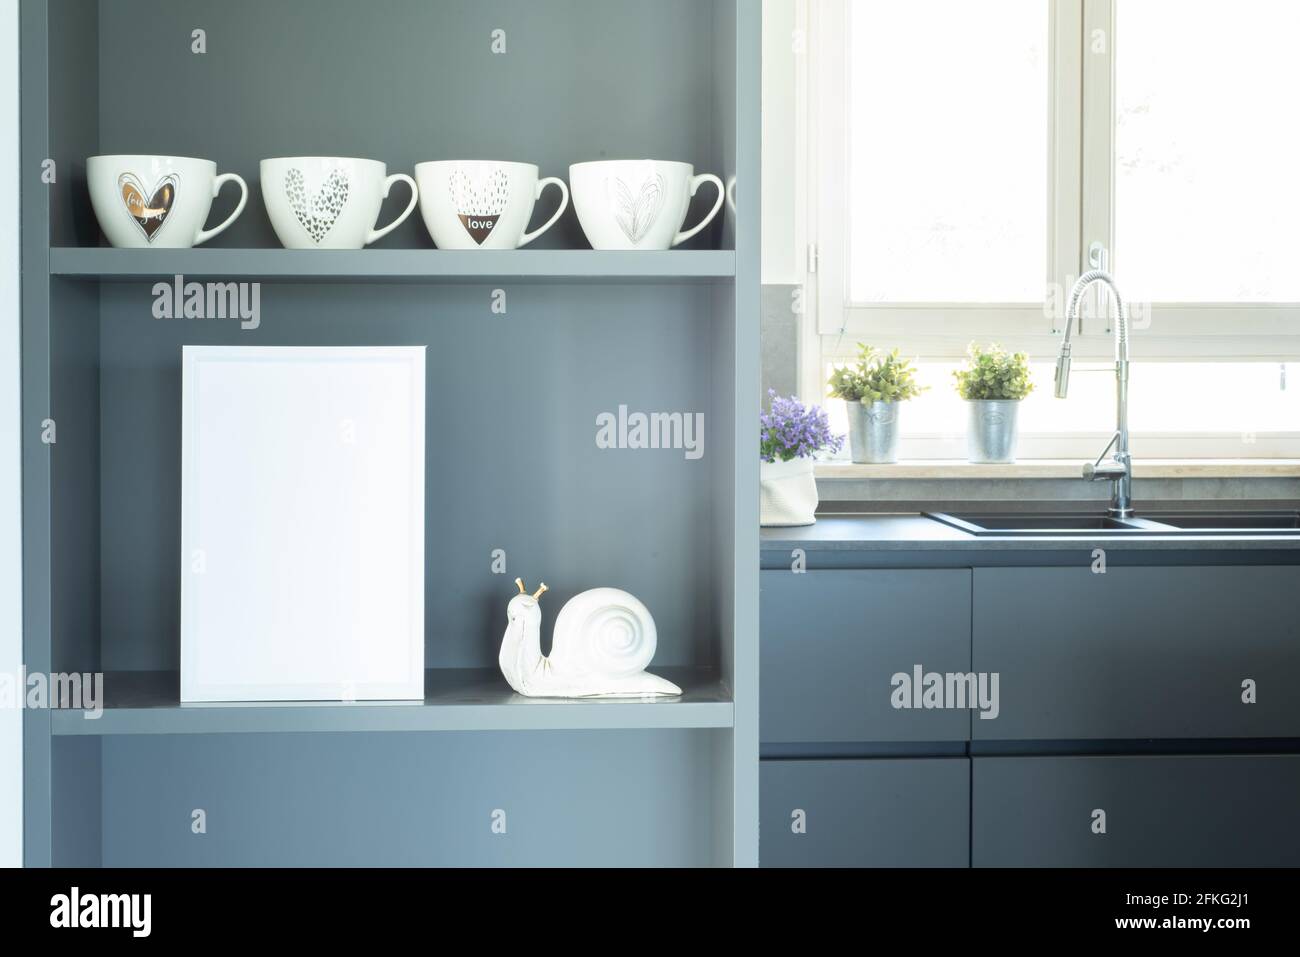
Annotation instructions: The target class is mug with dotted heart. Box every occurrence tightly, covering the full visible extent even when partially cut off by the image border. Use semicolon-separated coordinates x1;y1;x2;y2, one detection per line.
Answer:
260;157;418;249
414;160;569;250
88;155;249;249
569;159;724;250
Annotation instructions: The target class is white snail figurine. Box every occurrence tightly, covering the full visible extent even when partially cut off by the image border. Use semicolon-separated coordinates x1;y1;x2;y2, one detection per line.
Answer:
498;579;683;698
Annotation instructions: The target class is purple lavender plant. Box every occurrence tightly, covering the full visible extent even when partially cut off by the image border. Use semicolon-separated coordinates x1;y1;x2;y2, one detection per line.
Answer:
760;389;844;463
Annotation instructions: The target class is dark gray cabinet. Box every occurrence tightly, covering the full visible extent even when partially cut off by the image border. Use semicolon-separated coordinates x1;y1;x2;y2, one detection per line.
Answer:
972;754;1300;867
973;566;1300;740
761;569;972;743
761;758;969;867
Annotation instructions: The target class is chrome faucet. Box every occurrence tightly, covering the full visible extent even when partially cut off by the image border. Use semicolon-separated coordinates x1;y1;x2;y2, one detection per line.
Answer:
1054;269;1133;518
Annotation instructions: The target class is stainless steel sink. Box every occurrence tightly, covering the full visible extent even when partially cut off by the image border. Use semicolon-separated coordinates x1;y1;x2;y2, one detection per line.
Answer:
927;512;1163;535
926;510;1300;536
1133;511;1300;532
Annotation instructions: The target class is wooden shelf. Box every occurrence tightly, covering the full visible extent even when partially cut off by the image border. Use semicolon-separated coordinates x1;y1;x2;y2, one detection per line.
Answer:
50;668;734;735
49;248;737;282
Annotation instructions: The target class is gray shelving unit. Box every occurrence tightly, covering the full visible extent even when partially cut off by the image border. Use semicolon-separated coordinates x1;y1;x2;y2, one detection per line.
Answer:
21;0;759;867
50;248;739;282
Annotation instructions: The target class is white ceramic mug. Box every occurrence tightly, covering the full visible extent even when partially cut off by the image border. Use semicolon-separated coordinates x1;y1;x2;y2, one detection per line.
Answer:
414;161;569;249
569;160;724;250
87;155;248;249
260;157;418;249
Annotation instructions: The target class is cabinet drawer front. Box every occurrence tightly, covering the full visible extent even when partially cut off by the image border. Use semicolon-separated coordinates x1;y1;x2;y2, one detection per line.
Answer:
761;569;972;743
973;754;1300;867
973;566;1300;740
762;758;970;867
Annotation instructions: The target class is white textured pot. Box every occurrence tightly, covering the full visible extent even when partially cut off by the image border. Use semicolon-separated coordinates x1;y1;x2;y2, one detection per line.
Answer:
760;457;819;527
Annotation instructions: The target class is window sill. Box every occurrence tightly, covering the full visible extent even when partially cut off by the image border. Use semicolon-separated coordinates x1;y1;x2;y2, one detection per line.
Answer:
815;459;1300;480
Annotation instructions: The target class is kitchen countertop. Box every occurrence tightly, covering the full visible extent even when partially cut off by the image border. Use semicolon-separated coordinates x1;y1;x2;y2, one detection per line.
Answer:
761;511;1300;554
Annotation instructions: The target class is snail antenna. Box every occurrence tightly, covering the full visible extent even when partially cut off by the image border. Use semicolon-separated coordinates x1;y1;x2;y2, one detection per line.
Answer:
515;578;526;594
532;583;549;600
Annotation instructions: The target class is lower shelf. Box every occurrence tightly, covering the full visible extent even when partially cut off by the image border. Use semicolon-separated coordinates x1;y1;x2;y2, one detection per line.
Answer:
50;668;733;735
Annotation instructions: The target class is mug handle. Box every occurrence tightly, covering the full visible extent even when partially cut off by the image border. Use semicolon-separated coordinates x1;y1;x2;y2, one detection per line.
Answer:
365;173;419;246
518;176;570;248
193;172;249;246
671;173;725;248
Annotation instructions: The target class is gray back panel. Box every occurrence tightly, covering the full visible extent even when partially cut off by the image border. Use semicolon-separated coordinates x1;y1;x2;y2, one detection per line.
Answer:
50;279;101;674
47;0;99;246
94;281;722;671
92;0;728;250
102;729;714;866
51;737;102;867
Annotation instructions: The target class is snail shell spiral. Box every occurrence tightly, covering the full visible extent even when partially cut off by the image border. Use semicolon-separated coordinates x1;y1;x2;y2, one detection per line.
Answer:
550;587;657;678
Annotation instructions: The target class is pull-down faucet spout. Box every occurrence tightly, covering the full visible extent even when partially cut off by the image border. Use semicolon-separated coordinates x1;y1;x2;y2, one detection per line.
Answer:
1054;269;1133;518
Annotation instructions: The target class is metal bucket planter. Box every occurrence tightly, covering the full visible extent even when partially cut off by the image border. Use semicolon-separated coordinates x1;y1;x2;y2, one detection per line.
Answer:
966;399;1021;464
846;400;901;464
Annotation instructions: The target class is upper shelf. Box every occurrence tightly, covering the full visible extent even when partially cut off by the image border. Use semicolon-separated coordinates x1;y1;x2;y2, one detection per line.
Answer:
48;248;738;283
51;668;734;735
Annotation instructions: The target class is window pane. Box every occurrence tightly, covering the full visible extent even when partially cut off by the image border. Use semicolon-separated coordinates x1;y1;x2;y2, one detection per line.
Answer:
823;360;1298;441
1116;0;1300;302
845;0;1049;303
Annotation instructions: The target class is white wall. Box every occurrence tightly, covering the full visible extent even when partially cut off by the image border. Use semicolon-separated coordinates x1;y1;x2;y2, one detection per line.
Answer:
1;0;23;868
761;0;800;284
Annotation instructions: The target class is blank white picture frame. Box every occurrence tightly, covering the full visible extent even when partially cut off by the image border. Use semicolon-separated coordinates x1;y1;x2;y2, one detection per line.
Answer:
181;346;425;702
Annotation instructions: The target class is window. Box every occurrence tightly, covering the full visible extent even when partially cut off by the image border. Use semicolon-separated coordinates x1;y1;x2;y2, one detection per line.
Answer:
846;0;1049;303
1113;0;1300;303
799;0;1300;459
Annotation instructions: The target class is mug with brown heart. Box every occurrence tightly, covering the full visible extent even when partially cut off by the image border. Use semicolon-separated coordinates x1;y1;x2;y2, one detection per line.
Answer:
88;155;249;248
413;160;569;249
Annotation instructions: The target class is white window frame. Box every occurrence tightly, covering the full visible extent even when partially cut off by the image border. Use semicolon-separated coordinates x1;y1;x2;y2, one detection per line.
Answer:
797;0;1300;459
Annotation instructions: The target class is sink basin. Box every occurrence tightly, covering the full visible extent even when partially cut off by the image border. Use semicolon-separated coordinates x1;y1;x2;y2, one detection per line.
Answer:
1134;511;1300;532
926;512;1159;535
927;510;1300;536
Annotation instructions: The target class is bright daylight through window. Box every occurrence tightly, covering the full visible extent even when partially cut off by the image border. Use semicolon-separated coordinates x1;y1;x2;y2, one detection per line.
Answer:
847;0;1048;304
809;0;1300;459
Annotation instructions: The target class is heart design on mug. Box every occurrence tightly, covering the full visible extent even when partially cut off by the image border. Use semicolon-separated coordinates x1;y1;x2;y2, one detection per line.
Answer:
449;167;509;245
118;172;178;241
285;167;349;244
611;174;665;244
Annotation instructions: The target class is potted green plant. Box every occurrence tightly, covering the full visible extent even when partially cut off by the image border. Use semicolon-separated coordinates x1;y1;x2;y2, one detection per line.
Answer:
953;343;1034;464
759;390;844;526
828;345;925;464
